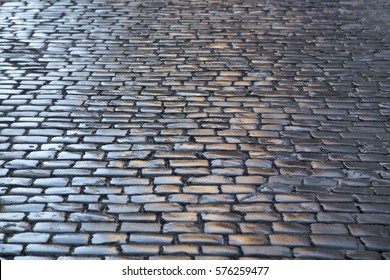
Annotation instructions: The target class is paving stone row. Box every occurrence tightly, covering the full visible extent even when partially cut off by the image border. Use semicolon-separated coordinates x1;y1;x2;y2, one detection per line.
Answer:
0;0;390;259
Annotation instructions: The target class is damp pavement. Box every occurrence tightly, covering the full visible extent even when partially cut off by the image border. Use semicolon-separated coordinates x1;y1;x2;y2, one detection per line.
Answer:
0;0;390;260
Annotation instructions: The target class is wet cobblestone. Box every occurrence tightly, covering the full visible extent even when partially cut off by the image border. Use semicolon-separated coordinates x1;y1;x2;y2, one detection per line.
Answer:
0;0;390;259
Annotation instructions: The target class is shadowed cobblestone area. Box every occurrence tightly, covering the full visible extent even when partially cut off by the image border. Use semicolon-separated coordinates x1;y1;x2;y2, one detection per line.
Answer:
0;0;390;260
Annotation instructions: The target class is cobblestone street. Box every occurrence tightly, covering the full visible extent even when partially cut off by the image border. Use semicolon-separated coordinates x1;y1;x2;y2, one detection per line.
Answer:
0;0;390;260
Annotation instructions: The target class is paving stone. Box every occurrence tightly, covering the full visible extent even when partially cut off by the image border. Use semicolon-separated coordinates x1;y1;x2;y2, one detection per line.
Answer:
168;194;198;203
69;213;115;222
33;223;78;233
273;222;308;234
163;245;199;255
202;246;240;256
186;204;230;213
162;213;198;222
0;244;24;255
348;225;389;237
358;203;390;214
2;204;45;212
84;187;122;195
46;203;84;212
322;203;359;213
73;246;119;256
154;151;197;159
0;222;30;233
310;223;349;235
244;212;282;222
130;195;165;203
275;194;316;202
120;222;161;233
188;175;233;184
73;160;107;171
111;178;150;186
282;213;316;223
163;222;200;233
204;222;238;234
0;213;26;221
4;160;39;169
211;159;243;168
107;151;151;160
229;234;267;245
245;159;273;168
28;195;63;203
8;232;50;243
34;178;69;187
12;136;49;144
27;151;56;160
170;160;209;167
199;194;234;204
27;212;65;222
233;203;273;213
270;234;311;247
155;185;181;194
311;235;359;250
0;178;33;187
242;246;292;258
52;234;90;245
80;223;118;232
129;160;165;168
237;193;273;203
25;244;70;255
361;237;390;251
178;234;223;245
144;203;183;212
154;176;183;185
293;248;344;259
13;169;52;178
106;204;141;213
91;233;127;245
67;195;100;203
72;177;106;186
0;195;28;204
346;251;381;260
239;223;272;234
130;234;173;244
195;256;230;260
317;213;355;223
121;245;160;255
204;151;243;159
275;203;321;213
0;0;390;260
356;214;390;225
184;185;220;194
221;185;256;193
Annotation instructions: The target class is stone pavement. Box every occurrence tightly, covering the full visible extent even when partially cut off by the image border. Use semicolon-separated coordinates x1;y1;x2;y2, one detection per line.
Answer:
0;0;389;260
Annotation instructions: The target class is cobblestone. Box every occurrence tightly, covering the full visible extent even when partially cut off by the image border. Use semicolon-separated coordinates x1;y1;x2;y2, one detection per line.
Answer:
0;244;23;256
293;248;344;259
130;234;173;244
73;246;119;256
1;0;390;260
242;246;292;258
121;245;159;255
163;245;199;255
52;234;90;245
311;235;359;250
361;237;390;251
8;233;50;244
25;244;70;255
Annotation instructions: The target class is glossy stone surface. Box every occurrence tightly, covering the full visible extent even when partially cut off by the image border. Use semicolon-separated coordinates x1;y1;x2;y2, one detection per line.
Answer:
0;0;390;260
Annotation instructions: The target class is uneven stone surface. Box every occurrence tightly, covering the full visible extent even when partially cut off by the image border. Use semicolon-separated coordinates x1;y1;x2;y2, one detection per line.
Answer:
0;0;390;259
